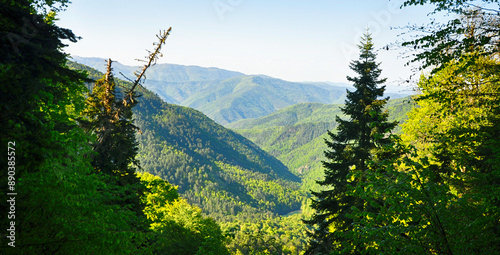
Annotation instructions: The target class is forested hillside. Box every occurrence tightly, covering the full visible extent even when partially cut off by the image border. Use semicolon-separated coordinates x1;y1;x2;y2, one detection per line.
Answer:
64;60;311;253
72;57;350;124
4;0;499;254
68;61;304;221
229;97;413;192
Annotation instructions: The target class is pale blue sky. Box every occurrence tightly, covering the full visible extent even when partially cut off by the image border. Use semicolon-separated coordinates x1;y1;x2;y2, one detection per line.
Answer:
57;0;439;93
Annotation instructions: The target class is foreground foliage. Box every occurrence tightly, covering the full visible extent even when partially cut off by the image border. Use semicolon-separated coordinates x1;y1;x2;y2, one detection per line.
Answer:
304;32;397;254
303;1;500;253
140;172;230;255
0;0;150;253
3;0;499;254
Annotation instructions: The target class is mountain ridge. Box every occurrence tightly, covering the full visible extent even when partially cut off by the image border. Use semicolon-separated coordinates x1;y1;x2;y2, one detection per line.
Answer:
67;61;304;220
70;56;245;83
229;98;414;192
71;56;353;124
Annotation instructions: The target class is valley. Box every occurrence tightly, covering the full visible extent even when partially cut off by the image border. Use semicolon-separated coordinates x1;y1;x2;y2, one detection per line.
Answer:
67;60;414;253
7;2;499;254
229;97;413;192
72;56;400;124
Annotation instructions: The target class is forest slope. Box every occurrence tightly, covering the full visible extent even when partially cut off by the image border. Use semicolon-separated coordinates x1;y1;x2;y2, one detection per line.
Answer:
229;97;414;192
71;56;349;124
68;61;304;221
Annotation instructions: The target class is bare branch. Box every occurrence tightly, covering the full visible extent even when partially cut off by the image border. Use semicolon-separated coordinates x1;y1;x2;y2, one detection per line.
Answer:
92;28;171;152
118;72;135;83
128;27;172;96
464;2;500;14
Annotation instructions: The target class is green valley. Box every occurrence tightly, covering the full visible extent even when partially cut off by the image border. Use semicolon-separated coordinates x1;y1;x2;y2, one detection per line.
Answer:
65;61;311;253
5;1;500;254
228;97;413;192
68;61;304;219
72;57;352;124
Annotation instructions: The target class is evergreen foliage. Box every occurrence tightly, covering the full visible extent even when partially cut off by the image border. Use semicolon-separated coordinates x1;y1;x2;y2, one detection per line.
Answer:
80;60;147;223
337;54;500;255
0;0;85;175
3;0;500;254
0;1;150;253
82;60;141;179
304;32;397;254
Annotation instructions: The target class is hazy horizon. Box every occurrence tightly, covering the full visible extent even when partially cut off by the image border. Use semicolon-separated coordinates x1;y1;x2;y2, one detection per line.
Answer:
57;1;439;94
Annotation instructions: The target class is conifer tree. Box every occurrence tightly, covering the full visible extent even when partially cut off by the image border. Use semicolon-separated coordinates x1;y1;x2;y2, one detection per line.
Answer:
83;59;140;183
80;58;148;232
304;32;397;254
81;29;171;225
82;28;171;181
1;1;154;253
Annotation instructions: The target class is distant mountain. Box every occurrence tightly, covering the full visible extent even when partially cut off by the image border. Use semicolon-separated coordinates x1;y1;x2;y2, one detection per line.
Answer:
304;81;412;99
68;61;304;220
181;75;348;124
228;102;343;130
302;81;352;91
70;56;244;83
228;98;414;192
71;56;351;124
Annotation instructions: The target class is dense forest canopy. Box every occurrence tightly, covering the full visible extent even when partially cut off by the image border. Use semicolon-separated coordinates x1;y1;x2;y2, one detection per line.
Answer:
1;0;499;254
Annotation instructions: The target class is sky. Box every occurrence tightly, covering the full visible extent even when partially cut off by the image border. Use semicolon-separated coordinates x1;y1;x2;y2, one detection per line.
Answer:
56;0;440;93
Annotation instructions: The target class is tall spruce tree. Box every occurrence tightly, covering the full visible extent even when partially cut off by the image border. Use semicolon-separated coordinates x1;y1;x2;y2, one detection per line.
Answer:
80;29;170;229
0;1;155;252
83;59;141;183
304;32;397;254
81;59;148;231
82;27;171;181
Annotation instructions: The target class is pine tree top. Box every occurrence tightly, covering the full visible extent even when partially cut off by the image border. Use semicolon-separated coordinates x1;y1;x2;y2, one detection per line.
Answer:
347;31;387;91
